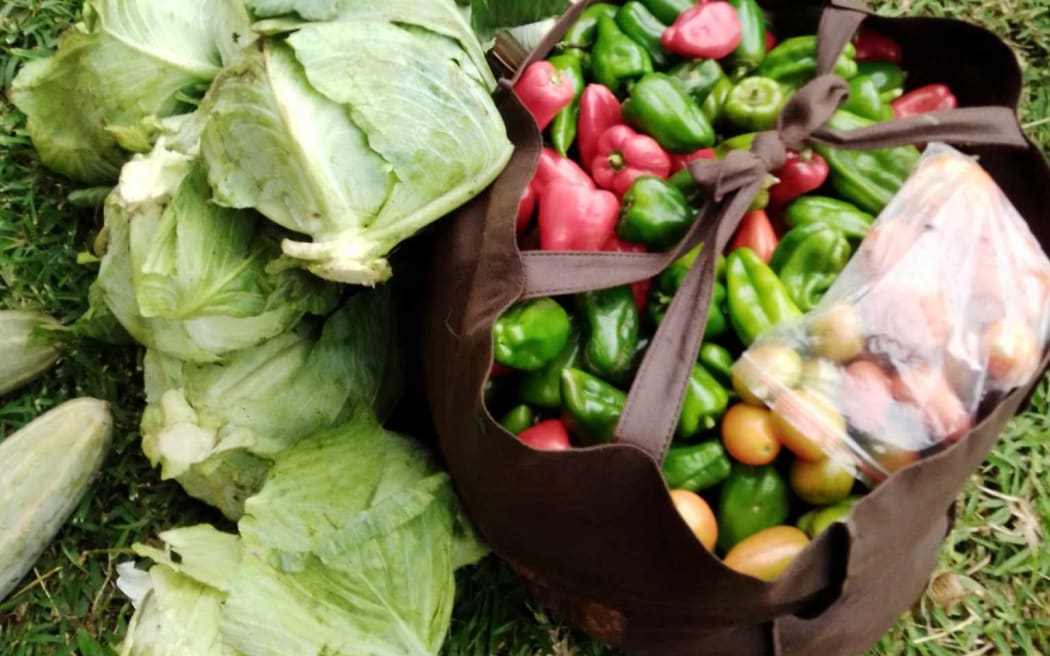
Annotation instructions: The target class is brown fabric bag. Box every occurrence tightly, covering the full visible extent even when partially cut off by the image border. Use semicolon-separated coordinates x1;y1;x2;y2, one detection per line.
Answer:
422;2;1050;654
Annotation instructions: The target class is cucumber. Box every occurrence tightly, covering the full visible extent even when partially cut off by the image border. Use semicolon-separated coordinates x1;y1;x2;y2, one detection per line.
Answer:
0;398;113;601
0;311;61;396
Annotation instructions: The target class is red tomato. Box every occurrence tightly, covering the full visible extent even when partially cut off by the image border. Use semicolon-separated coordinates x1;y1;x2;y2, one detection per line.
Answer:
890;367;972;442
729;210;778;264
841;360;893;434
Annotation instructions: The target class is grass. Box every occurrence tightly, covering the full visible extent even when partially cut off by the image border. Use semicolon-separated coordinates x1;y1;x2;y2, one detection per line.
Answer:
0;1;1047;655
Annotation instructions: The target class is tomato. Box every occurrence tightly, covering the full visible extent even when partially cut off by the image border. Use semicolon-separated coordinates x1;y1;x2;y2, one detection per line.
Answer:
798;358;843;399
771;389;845;461
731;343;803;406
840;360;893;434
809;303;865;363
865;439;920;475
729;210;778;264
864;284;949;361
721;404;781;466
790;456;855;506
861;221;914;276
723;525;810;581
670;489;718;551
984;319;1040;387
890;367;971;442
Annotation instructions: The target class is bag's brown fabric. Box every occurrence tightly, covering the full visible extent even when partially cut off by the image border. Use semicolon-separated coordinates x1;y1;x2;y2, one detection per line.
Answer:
423;2;1050;654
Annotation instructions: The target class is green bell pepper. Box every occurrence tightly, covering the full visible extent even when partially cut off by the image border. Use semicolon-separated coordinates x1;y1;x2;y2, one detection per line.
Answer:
493;298;572;371
701;75;734;124
518;329;582;408
714;132;758;159
668;59;725;105
842;74;894;122
769;223;852;312
623;73;715;152
662;441;732;492
560;3;620;50
668;168;703;206
591;15;653;92
678;363;730;438
756;36;857;89
699;343;735;385
578;285;640;382
811;110;920;214
560;367;626;444
725;76;787;132
856;61;906;103
726;247;802;346
648;245;728;339
548;50;587;157
725;0;766;77
500;404;536;435
784;195;875;241
717;463;790;552
616;2;674;71
639;0;694;24
617;175;695;249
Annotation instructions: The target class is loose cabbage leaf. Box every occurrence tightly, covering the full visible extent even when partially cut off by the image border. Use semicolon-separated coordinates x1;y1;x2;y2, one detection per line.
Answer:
465;0;572;43
131;525;242;593
9;0;253;184
248;0;338;20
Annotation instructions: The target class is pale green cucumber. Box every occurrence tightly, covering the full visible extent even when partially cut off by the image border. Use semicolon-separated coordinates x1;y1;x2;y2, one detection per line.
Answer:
0;311;61;396
0;398;113;601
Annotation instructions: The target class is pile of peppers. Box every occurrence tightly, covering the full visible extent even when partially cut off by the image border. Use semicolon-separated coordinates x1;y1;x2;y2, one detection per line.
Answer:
500;0;958;578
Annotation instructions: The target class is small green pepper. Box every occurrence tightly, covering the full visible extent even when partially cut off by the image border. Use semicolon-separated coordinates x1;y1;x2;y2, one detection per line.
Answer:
807;496;862;537
856;61;906;103
770;223;852;312
699;343;735;385
662;441;732;492
560;367;626;444
756;36;857;89
617;175;695;249
591;15;654;92
622;73;715;152
639;0;694;24
725;76;787;132
649;246;728;339
717;463;790;552
678;364;730;438
518;329;582;409
616;2;674;71
560;3;620;49
714;132;758;159
725;0;766;78
548;50;587;156
701;75;734;124
667;59;725;105
500;404;536;435
784;195;875;242
842;74;894;122
493;298;572;371
668;168;703;206
578;285;640;382
726;247;802;346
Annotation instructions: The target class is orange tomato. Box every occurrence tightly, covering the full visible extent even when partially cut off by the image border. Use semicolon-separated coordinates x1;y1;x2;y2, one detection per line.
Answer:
790;457;856;506
670;489;718;551
723;526;810;581
983;319;1040;387
771;389;845;461
729;209;778;264
809;304;865;363
721;404;782;465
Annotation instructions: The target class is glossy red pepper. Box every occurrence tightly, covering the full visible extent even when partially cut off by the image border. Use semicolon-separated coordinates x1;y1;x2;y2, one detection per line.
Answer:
729;210;778;264
517;184;537;233
533;147;595;196
604;235;652;312
592;125;672;197
539;182;620;251
514;60;576;131
769;150;829;207
765;29;777;52
854;28;903;65
892;84;957;119
518;419;572;451
661;2;742;60
669;147;716;174
578;84;624;174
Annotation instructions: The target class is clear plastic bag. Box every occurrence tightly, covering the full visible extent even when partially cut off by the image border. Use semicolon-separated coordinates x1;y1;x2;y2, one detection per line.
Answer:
732;143;1050;484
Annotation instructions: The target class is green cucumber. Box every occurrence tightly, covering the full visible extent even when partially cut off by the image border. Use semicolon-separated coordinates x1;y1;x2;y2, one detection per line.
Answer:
1;398;113;600
0;311;61;396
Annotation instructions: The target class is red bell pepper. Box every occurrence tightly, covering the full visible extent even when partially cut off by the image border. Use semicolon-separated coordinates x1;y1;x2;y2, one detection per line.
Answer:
661;2;742;60
765;29;777;52
578;84;623;174
768;150;829;206
518;419;572;451
603;236;652;312
592;125;672;197
892;84;957;119
539;182;620;251
532;147;595;196
517;184;537;233
854;27;903;65
729;209;778;264
490;362;514;377
669;147;716;174
514;60;576;131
